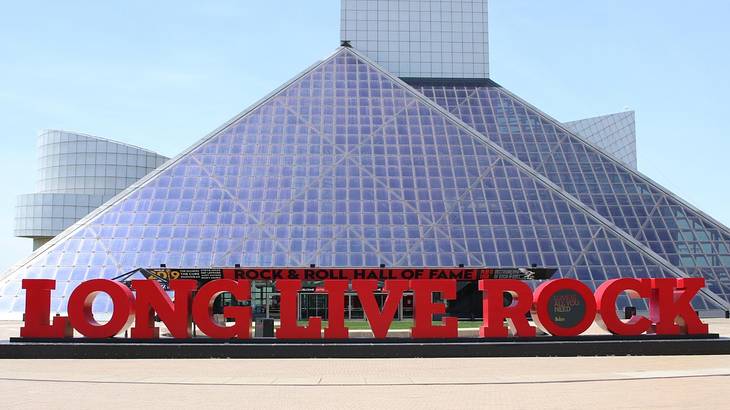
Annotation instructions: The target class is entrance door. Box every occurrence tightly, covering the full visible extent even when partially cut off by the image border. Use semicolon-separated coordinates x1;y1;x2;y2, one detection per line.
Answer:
251;281;280;319
299;292;328;320
402;293;414;319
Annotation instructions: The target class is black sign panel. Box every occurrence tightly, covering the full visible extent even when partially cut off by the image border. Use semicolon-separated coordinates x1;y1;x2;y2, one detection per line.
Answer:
547;289;587;329
142;267;557;282
147;269;224;281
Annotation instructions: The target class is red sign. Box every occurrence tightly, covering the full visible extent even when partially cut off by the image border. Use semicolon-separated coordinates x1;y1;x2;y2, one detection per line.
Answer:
141;267;554;282
19;277;709;340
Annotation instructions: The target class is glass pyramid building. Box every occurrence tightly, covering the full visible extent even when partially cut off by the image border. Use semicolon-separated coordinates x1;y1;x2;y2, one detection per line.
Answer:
412;79;730;306
1;47;728;317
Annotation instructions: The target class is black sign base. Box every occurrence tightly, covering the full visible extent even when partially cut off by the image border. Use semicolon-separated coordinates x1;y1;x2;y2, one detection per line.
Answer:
2;334;730;359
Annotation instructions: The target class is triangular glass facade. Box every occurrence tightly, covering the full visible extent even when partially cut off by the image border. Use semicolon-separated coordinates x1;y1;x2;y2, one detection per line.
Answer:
0;48;726;317
413;81;730;305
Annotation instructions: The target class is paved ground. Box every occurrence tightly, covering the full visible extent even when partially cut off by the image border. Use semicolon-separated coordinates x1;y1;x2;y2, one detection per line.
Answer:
1;319;729;409
2;356;730;409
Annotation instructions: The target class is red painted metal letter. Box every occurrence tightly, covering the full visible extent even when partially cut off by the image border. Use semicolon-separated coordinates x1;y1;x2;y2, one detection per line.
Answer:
192;279;252;339
646;278;709;335
410;280;458;339
276;280;321;339
67;279;135;338
479;279;536;337
323;280;349;339
20;279;72;338
532;279;597;337
595;278;651;335
130;280;196;339
352;280;408;339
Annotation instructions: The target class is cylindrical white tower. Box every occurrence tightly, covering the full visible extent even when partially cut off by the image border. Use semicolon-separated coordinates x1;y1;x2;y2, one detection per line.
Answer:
14;130;169;249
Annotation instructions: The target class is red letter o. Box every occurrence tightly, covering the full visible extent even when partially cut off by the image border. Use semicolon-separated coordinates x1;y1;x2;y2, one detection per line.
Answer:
68;279;135;338
532;279;596;336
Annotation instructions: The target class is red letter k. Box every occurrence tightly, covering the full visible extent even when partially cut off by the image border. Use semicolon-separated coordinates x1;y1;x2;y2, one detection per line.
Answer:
646;278;709;335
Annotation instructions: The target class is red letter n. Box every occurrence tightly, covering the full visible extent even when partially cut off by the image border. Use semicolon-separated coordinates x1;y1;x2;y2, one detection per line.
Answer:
130;280;197;339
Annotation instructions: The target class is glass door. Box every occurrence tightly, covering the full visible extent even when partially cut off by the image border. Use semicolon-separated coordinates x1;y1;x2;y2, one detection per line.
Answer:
299;292;329;320
251;281;280;319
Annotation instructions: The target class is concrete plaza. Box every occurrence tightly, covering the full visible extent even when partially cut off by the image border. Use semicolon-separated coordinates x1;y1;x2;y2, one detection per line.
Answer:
1;356;729;409
0;320;729;409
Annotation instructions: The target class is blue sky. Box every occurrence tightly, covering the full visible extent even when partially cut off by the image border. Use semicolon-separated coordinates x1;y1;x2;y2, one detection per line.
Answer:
0;0;728;272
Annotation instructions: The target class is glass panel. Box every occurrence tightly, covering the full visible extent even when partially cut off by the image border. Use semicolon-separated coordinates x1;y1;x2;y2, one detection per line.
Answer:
416;82;730;306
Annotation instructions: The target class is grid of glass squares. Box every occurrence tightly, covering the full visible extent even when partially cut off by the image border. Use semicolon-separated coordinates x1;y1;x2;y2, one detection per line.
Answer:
415;83;730;304
564;111;637;170
341;0;490;78
0;48;724;317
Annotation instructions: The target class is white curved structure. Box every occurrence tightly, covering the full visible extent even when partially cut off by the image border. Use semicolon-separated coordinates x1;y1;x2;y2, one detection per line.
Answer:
14;130;168;249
